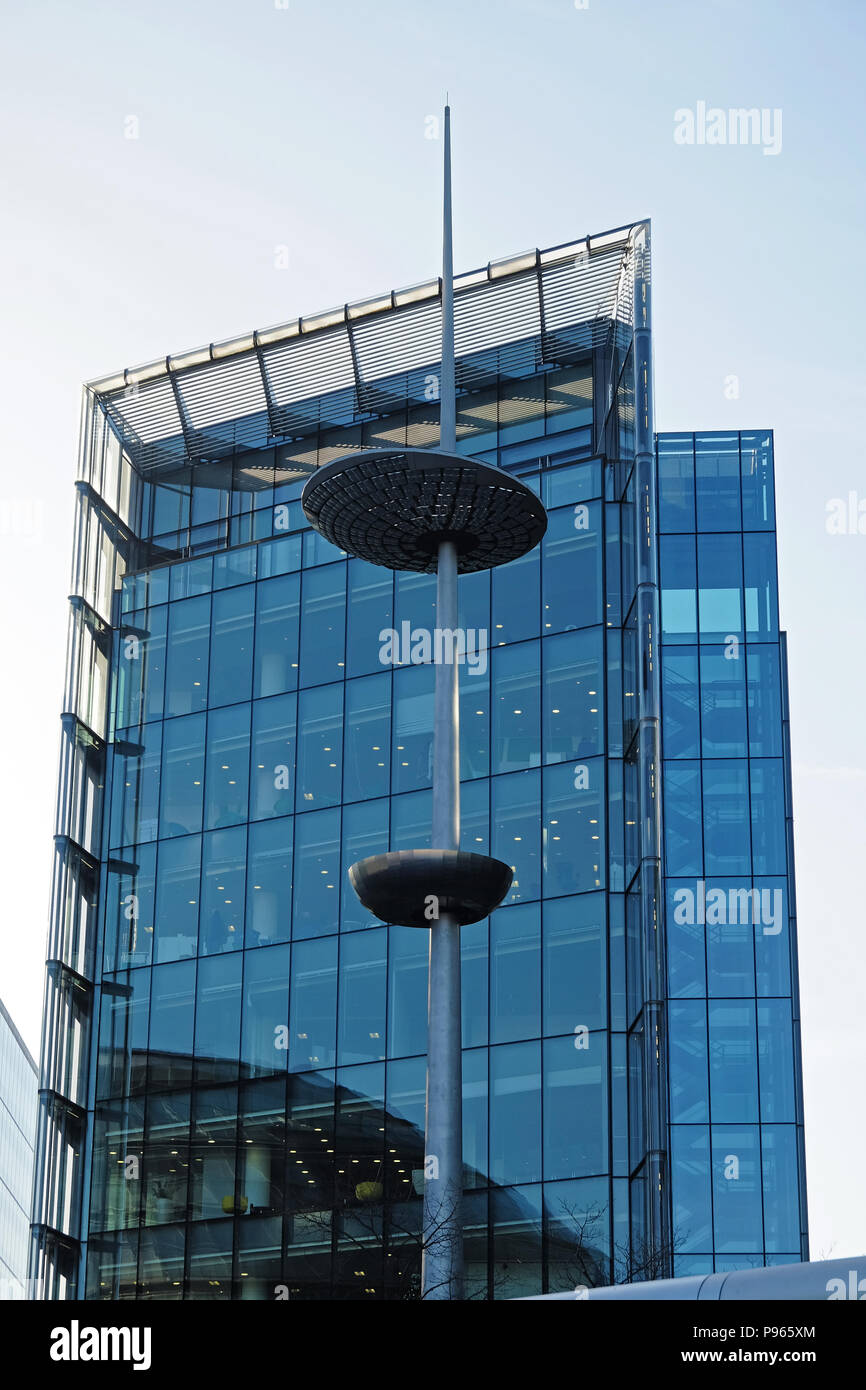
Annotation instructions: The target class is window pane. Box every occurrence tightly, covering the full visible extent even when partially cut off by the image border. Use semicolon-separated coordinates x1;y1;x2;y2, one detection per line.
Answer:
543;893;606;1035
346;559;393;678
299;563;346;687
750;760;787;874
698;534;743;643
105;841;156;970
542;502;601;634
296;683;343;810
289;936;337;1071
706;878;755;996
668;1000;708;1122
344;674;390;803
341;800;388;932
660;534;697;644
245;816;292;948
388;928;428;1059
461;921;488;1049
164;595;210;716
459;660;489;781
695;433;741;531
394;569;436;640
149;960;196;1079
392;664;433;795
195;953;242;1085
543;628;603;763
664;761;703;876
242;944;290;1078
169;556;210;600
740;432;775;530
154;835;200;963
761;1125;799;1253
117;606;166;728
545;1175;610;1291
543;1034;607;1180
491;903;540;1044
491;1184;542;1299
199;826;246;957
493;640;541;773
492;547;539;646
204;704;250;831
712;1125;762;1253
662;648;700;759
292;808;340;941
702;760;750;875
493;770;541;904
709;1001;758;1123
746;646;783;757
490;1042;541;1185
209;585;254;708
250;693;296;821
462;1048;488;1191
700;646;747;757
390;789;431;853
658;434;695;533
544;757;605;896
743;533;779;640
258;534;301;579
111;723;161;848
754;877;789;996
671;1126;712;1253
254;573;300;699
338;929;387;1066
758;1000;795;1122
159;714;205;839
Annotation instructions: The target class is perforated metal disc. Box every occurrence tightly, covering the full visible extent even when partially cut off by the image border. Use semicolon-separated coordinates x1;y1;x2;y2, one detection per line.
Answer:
301;448;547;573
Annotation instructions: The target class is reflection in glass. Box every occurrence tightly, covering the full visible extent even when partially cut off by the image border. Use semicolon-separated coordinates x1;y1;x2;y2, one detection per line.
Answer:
199;827;246;956
245;817;292;948
251;694;296;820
159;714;205;838
205;704;250;831
164;595;210;716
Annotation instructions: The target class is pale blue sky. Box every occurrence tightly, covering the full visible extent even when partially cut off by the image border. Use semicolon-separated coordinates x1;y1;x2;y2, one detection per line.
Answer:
1;0;864;1260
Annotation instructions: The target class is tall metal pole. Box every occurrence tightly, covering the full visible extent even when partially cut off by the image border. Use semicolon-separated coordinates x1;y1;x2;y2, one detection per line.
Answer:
439;104;456;455
303;98;545;1306
421;103;464;1301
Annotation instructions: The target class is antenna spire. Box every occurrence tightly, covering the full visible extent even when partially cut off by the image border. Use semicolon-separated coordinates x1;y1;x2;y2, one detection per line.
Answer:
440;103;456;452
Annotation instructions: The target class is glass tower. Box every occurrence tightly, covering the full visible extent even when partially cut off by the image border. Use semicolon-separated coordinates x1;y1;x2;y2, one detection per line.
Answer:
30;222;808;1300
1;999;38;1299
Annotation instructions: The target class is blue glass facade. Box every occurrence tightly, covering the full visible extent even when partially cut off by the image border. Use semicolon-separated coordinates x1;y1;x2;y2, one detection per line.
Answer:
31;225;807;1299
659;431;807;1273
0;999;37;1298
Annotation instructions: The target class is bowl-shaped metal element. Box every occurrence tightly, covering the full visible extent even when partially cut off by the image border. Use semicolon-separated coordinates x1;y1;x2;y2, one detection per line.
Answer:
349;848;513;928
302;448;547;574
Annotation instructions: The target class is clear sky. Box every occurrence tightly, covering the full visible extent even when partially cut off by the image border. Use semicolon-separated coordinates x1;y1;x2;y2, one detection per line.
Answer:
1;0;864;1261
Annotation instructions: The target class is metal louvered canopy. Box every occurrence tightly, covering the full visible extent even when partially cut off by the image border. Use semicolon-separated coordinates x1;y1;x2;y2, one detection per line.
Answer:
88;221;645;478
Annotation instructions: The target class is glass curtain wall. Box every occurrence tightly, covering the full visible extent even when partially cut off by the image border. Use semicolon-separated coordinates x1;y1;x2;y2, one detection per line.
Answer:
658;430;807;1273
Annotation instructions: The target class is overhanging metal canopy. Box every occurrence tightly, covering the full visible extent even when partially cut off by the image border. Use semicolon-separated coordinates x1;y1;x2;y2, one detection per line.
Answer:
87;222;644;479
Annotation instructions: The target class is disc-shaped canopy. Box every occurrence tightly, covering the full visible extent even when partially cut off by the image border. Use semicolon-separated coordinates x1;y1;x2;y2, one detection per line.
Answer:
349;849;513;928
301;448;547;574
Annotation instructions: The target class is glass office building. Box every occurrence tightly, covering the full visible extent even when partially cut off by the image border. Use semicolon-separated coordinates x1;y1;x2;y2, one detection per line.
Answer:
1;999;38;1299
31;221;808;1299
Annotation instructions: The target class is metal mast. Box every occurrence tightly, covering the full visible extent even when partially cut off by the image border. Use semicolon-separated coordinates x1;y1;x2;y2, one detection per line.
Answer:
302;102;546;1302
421;102;463;1300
